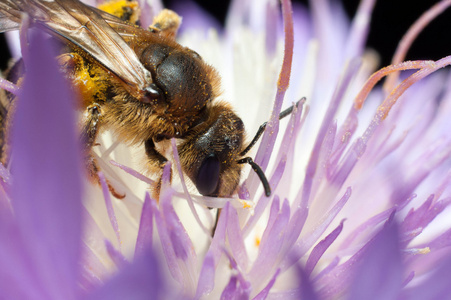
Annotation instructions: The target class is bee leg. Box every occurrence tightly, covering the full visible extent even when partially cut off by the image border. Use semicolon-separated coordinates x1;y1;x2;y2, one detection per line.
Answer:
82;103;125;199
144;138;170;200
148;9;181;39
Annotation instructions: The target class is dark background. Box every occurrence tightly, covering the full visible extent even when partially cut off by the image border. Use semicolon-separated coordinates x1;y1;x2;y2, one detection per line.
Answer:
163;0;451;67
1;0;450;70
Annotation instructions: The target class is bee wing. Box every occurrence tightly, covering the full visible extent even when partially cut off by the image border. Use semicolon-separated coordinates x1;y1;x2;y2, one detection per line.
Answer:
0;0;21;31
92;7;152;43
0;0;152;99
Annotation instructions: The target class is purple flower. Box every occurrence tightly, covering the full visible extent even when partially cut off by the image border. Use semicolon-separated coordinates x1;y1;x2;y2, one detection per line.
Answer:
2;0;451;299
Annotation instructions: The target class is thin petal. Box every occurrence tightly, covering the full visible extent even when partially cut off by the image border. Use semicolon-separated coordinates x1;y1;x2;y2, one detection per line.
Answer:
401;256;451;300
252;269;280;300
305;220;344;276
227;205;249;270
98;171;121;249
194;251;215;299
249;198;290;284
134;192;154;258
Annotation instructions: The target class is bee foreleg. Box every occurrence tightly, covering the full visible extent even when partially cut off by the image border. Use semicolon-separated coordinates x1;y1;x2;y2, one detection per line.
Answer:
148;9;181;40
144;138;170;200
81;103;125;199
81;103;102;149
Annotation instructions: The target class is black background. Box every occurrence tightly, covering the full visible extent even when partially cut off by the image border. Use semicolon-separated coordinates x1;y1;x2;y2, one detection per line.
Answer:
1;0;450;70
163;0;451;67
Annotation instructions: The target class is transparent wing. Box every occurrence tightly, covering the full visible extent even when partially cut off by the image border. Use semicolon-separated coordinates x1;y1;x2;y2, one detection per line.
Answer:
0;0;153;99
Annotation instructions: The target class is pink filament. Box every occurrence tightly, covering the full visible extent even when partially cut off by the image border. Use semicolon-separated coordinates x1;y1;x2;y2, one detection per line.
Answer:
385;0;451;91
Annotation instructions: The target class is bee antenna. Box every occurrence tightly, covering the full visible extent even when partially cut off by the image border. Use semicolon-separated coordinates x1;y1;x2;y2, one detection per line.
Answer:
237;157;271;196
240;97;305;156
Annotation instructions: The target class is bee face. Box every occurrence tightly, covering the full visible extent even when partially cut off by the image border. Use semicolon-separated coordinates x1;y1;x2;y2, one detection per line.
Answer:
178;105;245;197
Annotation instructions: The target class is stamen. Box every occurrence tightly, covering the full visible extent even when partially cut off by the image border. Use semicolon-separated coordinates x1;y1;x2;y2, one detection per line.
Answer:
379;55;451;119
385;0;451;91
354;60;436;110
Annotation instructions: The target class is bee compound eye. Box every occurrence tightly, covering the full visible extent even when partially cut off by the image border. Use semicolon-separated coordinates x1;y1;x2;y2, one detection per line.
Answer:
196;154;220;196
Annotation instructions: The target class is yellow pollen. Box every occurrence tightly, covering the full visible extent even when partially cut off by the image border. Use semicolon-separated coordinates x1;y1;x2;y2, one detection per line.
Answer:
255;236;261;247
241;201;252;209
418;247;430;254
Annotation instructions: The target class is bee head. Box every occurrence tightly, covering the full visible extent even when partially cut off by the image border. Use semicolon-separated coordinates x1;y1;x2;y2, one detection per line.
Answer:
178;104;245;197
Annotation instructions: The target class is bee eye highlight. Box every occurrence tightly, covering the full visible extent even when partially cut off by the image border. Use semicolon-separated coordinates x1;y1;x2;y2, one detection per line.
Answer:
196;154;220;196
143;83;164;103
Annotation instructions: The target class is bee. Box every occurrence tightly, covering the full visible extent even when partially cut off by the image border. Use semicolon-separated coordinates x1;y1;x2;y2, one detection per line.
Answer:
0;0;292;200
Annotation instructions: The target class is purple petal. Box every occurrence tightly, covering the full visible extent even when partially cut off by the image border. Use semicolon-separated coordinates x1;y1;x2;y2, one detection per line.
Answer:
98;171;121;249
105;239;127;267
220;276;249;300
305;220;344;276
401;256;451;300
195;251;215;299
285;187;351;271
279;207;308;262
312;256;339;282
137;0;155;29
110;160;155;185
220;251;251;300
249;199;290;284
347;222;403;300
226;205;249;270
426;226;451;251
157;186;198;290
0;216;46;299
311;120;337;196
245;0;294;196
134;192;154;258
86;248;165;300
317;214;397;298
242;159;286;236
9;30;82;297
79;242;106;292
330;108;358;169
264;0;281;56
297;265;320;300
400;195;451;245
160;183;196;263
153;199;183;285
252;269;281;300
297;61;360;209
344;0;375;59
338;192;414;251
210;202;229;262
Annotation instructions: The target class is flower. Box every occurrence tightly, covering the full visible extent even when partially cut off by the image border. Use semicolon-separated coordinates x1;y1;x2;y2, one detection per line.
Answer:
1;0;451;299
